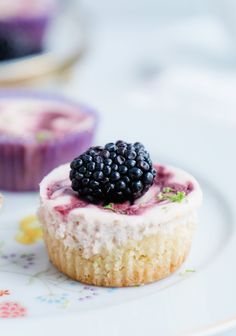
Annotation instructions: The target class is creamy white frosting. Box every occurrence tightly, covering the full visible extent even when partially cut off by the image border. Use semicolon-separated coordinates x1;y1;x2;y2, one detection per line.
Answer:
0;98;95;140
0;0;55;19
38;163;202;258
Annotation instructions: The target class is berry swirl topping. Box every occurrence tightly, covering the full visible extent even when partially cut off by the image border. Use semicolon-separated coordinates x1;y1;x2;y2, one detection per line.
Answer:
0;98;94;142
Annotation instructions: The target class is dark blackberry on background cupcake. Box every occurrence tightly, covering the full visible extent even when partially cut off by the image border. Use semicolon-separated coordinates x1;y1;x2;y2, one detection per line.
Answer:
0;0;56;61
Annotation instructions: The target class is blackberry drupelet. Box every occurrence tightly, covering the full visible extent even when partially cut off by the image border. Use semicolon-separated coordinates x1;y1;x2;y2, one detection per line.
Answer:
0;36;41;61
70;141;156;204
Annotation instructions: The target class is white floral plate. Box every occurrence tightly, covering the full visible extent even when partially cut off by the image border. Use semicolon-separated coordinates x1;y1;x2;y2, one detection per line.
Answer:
0;111;235;336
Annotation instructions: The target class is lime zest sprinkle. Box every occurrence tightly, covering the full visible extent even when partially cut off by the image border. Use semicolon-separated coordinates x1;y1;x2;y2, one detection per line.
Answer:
157;189;186;203
162;187;174;193
179;268;196;276
168;191;186;203
103;203;115;211
35;131;52;143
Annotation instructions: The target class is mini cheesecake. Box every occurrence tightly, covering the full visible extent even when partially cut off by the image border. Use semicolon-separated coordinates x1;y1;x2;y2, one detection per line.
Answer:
0;91;97;191
39;142;202;287
0;0;56;61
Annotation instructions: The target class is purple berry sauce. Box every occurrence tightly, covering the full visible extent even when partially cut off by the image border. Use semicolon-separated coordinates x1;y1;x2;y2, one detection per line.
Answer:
48;165;194;217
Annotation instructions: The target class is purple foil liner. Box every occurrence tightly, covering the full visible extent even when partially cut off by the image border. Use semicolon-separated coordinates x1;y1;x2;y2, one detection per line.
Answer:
0;91;98;191
0;130;95;192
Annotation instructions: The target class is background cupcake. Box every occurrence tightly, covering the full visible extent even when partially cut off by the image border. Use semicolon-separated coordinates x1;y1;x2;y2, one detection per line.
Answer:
0;0;56;61
0;91;98;191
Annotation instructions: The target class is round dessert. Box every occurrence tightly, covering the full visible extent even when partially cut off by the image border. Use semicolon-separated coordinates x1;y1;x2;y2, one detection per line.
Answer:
0;91;97;191
0;0;56;61
38;141;202;287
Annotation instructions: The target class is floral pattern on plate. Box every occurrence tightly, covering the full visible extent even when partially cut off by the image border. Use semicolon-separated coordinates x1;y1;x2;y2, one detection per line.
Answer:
0;302;27;318
0;214;117;318
0;201;194;319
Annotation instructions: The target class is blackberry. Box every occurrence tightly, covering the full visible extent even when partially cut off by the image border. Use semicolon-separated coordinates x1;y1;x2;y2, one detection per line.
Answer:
0;36;42;61
70;141;156;204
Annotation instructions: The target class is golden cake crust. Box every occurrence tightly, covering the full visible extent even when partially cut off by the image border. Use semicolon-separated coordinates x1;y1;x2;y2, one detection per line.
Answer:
43;219;195;287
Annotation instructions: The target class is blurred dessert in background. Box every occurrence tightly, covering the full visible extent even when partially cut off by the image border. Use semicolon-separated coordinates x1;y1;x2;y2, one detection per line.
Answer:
0;91;98;191
0;0;57;61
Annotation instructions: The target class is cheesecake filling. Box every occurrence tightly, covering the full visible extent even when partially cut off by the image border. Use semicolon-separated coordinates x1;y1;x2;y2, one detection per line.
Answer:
39;163;202;258
0;98;95;142
0;0;55;19
46;164;194;216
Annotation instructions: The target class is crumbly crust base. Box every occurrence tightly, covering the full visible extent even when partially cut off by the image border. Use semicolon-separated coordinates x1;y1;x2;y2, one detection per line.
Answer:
43;219;195;287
